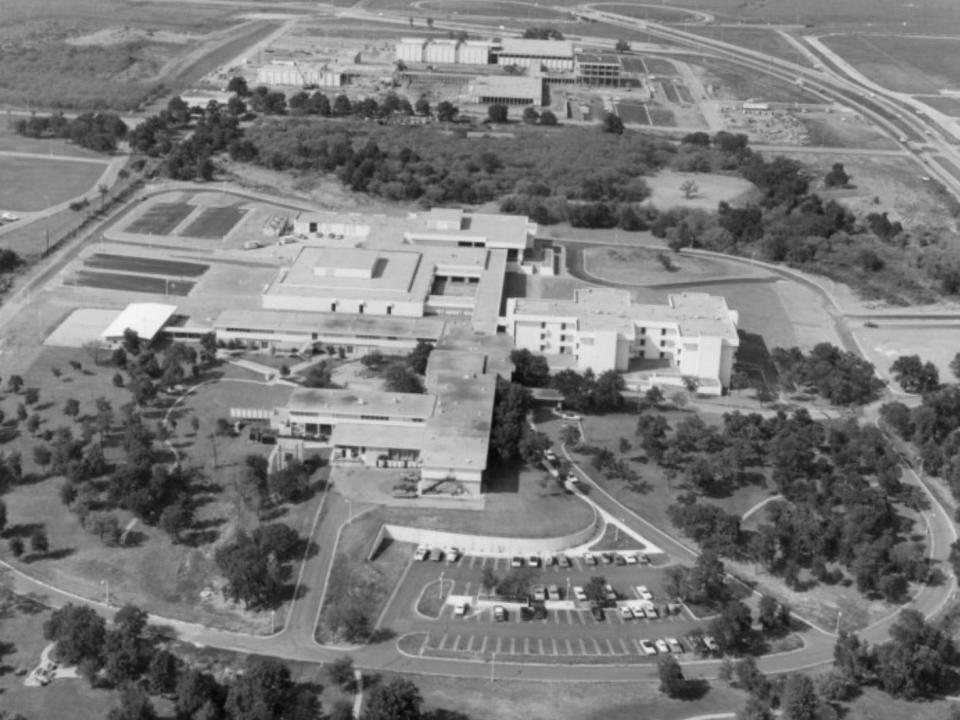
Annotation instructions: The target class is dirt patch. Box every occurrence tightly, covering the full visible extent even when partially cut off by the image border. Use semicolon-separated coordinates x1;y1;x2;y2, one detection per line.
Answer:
799;109;899;150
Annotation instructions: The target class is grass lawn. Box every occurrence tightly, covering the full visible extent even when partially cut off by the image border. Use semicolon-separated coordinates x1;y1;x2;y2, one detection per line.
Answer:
415;578;453;618
0;124;105;159
840;686;959;720
702;58;821;103
317;508;412;642
388;672;748;720
181;205;247;239
687;26;811;65
0;156;106;212
0;594;120;717
582;246;769;287
823;34;960;94
0;354;319;632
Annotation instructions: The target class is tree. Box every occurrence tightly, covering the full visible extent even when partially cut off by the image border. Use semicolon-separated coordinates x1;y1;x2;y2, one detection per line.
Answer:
658;654;685;697
82;339;106;365
0;499;5;534
113;372;125;388
874;609;956;699
228;76;250;96
33;444;52;471
122;328;141;356
833;631;868;683
510;349;550;387
225;658;311;720
9;537;24;558
707;600;753;654
30;529;49;555
363;677;423;720
518;430;551;466
108;684;157;720
436;101;459;123
890;354;940;394
680;179;700;199
781;673;820;720
7;374;23;393
16;402;27;422
146;649;180;696
384;362;425;393
64;398;81;421
738;696;774;720
43;603;106;666
490;381;533;463
951;352;960;381
602;112;624;135
758;595;790;634
327;656;356;691
487;104;509;124
159;502;192;543
414;97;430;116
406;340;434;375
522;107;540;124
540;109;558;126
24;387;39;405
824;162;850;188
615;39;631;53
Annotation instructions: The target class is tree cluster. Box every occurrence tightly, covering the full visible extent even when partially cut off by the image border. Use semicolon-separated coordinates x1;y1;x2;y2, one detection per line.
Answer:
772;343;884;405
14;111;128;152
214;523;304;609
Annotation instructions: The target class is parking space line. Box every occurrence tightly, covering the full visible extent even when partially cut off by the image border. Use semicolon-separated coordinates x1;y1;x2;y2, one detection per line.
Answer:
495;636;502;654
592;638;603;655
463;581;472;595
509;638;516;654
618;638;630;654
564;639;573;655
538;639;545;655
550;639;558;656
513;609;521;624
578;639;590;656
478;636;488;654
437;633;449;650
605;639;617;655
419;634;431;656
523;638;531;655
554;610;562;624
465;635;475;653
451;635;462;651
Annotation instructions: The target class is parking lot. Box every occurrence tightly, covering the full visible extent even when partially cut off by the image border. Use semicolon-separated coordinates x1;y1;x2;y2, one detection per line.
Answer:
385;551;712;663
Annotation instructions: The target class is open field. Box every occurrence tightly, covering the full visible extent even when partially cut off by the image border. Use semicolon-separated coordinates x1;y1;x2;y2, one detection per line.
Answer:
125;202;194;235
0;122;105;159
582;246;771;287
182;205;247;239
692;56;821;103
417;0;567;19
915;95;960;116
0;594;120;719
853;323;960;387
585;3;703;23
822;34;960;94
0;156;106;212
646;170;756;210
686;25;811;65
798;110;899;150
616;101;650;125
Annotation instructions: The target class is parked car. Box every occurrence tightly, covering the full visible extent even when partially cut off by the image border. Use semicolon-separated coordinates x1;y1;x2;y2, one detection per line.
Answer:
511;556;524;568
584;553;598;566
413;546;430;561
527;554;541;567
493;605;506;622
667;637;684;653
573;586;587;602
559;411;581;421
600;552;614;565
544;449;558;463
603;583;617;603
643;606;659;619
638;553;651;564
635;585;653;601
558;554;571;568
532;604;547;620
454;602;468;617
532;585;547;602
590;604;605;622
614;554;627;566
686;634;706;654
443;547;460;563
655;639;670;654
548;584;560;600
623;552;639;565
639;639;657;656
618;606;634;620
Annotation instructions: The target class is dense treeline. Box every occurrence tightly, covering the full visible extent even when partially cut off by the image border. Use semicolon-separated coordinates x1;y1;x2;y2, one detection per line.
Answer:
635;403;932;600
13;111;128;152
771;343;885;405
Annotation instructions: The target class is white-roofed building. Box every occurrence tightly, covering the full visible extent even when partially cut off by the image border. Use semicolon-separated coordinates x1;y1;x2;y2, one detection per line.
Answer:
495;39;574;71
504;289;740;393
101;303;178;344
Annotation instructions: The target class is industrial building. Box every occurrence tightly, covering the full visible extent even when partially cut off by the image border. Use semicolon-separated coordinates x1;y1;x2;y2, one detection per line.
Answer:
574;52;623;86
466;75;545;106
504;289;740;393
395;37;494;65
256;62;345;88
101;303;178;345
495;39;575;71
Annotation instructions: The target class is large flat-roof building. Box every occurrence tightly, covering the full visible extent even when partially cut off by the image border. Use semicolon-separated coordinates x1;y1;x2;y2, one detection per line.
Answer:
395;37;494;65
505;289;739;393
495;39;574;71
466;75;544;106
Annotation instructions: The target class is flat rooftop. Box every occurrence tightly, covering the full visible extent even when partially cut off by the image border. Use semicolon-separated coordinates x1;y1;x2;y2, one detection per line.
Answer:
498;38;574;57
287;387;437;420
511;289;739;342
214;308;446;340
331;422;425;449
101;303;177;341
468;75;543;98
267;246;432;302
421;371;496;471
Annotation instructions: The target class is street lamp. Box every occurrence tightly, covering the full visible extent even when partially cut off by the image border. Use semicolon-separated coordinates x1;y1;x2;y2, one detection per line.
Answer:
490;651;496;683
439;571;445;600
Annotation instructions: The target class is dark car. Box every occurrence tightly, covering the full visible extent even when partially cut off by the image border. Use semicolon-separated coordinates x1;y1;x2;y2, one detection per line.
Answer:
590;604;605;622
614;554;627;566
600;552;614;565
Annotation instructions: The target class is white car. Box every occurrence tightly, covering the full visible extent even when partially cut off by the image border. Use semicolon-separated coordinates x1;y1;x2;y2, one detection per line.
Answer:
559;411;581;421
527;555;541;568
655;639;670;654
666;637;683;653
544;449;558;463
454;601;468;617
703;636;720;653
573;586;587;602
443;547;460;563
0;212;18;222
639;639;657;656
643;606;659;619
635;585;653;601
623;552;639;565
618;606;634;620
413;546;430;561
